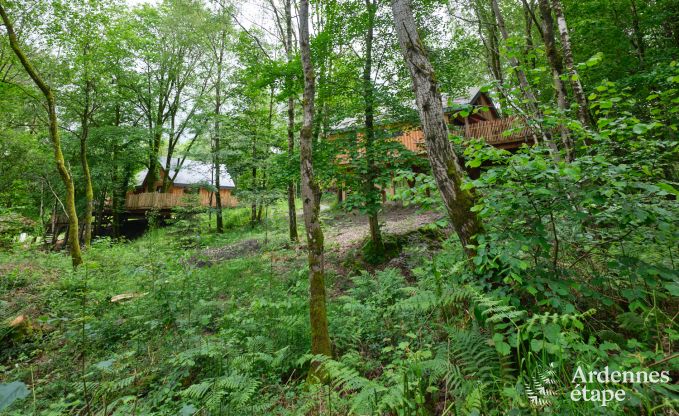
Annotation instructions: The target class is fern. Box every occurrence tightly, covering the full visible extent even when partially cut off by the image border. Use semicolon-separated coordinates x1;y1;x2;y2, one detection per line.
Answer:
522;308;596;333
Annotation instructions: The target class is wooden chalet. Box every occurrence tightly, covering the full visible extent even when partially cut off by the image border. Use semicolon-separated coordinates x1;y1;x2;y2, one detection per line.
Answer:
330;88;532;199
46;159;237;245
126;158;237;212
332;87;531;157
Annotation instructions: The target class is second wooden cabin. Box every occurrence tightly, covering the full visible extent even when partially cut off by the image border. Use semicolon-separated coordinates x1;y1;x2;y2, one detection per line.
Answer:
126;158;238;212
330;88;532;199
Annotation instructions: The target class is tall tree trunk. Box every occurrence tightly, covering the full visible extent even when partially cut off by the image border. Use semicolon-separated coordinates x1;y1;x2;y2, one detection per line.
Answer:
391;0;483;258
537;0;574;160
213;29;226;233
491;0;561;159
523;1;536;69
111;105;121;239
285;0;298;242
471;0;503;85
629;0;645;66
299;0;332;380
363;0;384;255
490;0;539;112
551;0;593;128
146;107;164;192
251;138;258;227
80;75;94;247
0;3;83;267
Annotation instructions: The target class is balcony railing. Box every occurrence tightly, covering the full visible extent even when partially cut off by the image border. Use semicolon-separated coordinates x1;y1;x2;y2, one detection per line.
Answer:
125;193;185;210
452;116;532;145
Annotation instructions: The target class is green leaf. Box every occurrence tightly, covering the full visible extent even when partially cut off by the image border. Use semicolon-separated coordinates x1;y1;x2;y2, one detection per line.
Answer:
530;339;543;353
544;323;561;343
632;123;648;134
664;282;679;297
94;359;115;370
492;333;511;356
180;404;198;416
658;183;679;196
0;382;30;411
467;159;482;168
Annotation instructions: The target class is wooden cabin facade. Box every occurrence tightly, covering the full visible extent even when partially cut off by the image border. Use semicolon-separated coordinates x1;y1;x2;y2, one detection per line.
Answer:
126;158;237;212
330;88;532;199
379;88;531;155
332;88;532;161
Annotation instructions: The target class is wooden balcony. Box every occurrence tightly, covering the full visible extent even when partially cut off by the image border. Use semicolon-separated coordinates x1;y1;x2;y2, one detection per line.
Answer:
125;193;185;210
453;116;533;147
333;117;532;166
396;117;532;155
125;190;238;211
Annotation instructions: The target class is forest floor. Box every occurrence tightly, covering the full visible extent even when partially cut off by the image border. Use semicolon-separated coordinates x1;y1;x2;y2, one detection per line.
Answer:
187;202;445;273
323;203;444;257
0;200;454;414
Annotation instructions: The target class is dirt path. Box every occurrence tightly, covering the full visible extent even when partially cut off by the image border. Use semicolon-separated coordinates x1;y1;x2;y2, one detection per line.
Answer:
322;203;443;256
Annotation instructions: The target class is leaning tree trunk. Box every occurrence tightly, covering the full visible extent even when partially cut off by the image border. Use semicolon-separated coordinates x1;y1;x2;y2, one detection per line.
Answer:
363;0;385;255
285;0;298;242
0;3;83;267
299;0;332;381
391;0;483;258
551;0;593;128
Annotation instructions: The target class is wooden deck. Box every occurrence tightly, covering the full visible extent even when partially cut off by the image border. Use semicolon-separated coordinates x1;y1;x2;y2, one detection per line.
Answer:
396;116;532;155
452;116;533;148
125;193;185;210
125;191;237;211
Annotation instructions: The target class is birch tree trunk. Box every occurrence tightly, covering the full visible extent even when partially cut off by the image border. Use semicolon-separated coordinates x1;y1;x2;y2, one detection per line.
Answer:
299;0;332;380
537;0;574;160
391;0;483;258
0;2;83;267
551;0;593;128
490;0;538;112
470;0;503;85
491;0;561;159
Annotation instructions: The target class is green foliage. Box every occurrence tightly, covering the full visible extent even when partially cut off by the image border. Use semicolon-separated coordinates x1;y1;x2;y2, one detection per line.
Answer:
1;0;678;414
170;189;208;248
0;381;29;412
0;210;36;250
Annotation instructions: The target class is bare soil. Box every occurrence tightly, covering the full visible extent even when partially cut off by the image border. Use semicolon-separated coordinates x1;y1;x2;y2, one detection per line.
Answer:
323;203;444;256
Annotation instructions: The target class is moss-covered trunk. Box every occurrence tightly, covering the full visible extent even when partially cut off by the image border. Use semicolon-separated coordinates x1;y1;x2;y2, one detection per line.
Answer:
299;0;332;381
0;3;83;267
80;76;94;247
